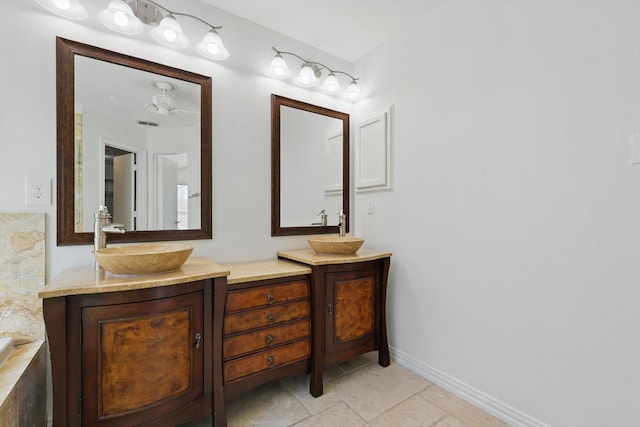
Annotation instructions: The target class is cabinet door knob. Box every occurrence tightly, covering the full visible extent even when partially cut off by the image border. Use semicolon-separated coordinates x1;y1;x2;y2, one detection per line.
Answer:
194;332;202;349
266;313;274;323
265;334;273;345
267;355;275;366
328;304;333;315
267;292;275;304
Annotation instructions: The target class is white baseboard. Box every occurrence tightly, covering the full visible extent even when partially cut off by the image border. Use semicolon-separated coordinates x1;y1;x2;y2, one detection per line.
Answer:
390;346;551;427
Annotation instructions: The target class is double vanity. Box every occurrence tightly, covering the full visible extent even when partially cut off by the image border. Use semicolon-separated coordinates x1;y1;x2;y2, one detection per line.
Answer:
46;37;383;427
39;248;391;427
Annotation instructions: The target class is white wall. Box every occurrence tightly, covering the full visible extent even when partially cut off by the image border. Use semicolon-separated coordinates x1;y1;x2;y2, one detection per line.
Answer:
353;1;640;426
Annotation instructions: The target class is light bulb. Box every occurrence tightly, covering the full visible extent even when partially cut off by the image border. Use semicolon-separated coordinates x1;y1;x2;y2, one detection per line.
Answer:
113;10;128;27
98;0;143;34
322;73;341;94
163;28;177;42
151;16;189;48
36;0;88;20
295;64;319;87
196;30;229;60
267;54;290;78
345;80;361;100
53;0;70;10
300;66;314;84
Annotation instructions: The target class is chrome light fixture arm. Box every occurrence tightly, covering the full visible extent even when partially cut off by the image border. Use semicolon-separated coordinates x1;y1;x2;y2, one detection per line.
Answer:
269;46;361;100
36;0;230;61
271;47;359;82
144;0;222;31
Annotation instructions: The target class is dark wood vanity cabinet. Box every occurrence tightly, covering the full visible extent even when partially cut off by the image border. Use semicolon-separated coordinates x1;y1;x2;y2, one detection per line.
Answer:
307;257;391;397
222;275;312;401
43;277;227;427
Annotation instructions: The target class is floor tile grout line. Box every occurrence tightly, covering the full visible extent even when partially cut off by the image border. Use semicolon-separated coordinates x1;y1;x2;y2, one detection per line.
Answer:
365;384;444;427
416;384;472;427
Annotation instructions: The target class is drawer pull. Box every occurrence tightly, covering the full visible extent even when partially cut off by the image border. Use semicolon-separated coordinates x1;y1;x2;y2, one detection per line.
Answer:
328;304;333;315
194;332;202;349
267;292;275;304
266;313;274;323
267;355;275;366
266;334;273;345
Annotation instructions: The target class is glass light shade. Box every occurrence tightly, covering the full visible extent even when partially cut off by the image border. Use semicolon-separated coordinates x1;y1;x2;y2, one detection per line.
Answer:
345;80;361;100
196;30;229;60
321;73;341;94
295;64;319;87
266;54;291;79
36;0;88;20
98;0;143;35
151;16;189;48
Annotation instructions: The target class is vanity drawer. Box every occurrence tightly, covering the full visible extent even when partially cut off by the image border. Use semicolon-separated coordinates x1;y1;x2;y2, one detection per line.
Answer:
226;280;309;312
223;339;311;383
223;300;310;335
223;319;311;359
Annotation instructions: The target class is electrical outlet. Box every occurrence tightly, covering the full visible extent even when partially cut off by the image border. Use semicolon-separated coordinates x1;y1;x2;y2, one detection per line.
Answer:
25;177;51;206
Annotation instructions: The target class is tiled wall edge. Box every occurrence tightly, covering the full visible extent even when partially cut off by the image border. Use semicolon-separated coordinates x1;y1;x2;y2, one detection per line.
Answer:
389;346;551;427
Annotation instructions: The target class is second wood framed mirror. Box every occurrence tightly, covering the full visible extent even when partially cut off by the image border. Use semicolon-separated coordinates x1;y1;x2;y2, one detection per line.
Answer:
271;94;350;236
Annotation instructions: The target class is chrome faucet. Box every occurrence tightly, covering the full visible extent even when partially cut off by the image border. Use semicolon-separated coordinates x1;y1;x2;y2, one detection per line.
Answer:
94;206;125;270
338;210;346;237
312;210;328;226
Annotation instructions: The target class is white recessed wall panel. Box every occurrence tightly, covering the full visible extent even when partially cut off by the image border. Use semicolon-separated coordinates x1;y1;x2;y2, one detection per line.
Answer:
355;106;392;192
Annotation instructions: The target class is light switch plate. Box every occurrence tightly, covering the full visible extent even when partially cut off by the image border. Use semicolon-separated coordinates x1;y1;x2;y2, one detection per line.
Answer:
367;199;375;214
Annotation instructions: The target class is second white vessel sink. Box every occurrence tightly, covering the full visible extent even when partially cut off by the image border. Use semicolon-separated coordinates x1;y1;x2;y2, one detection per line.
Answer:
308;236;364;255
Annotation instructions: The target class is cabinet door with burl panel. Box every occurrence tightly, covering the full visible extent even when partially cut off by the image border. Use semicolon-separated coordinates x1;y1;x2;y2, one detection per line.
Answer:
43;278;228;427
309;257;391;397
222;276;312;401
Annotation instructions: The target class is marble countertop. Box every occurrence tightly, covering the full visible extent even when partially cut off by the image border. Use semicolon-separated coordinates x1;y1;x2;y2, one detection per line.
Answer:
39;249;392;298
223;259;312;284
38;257;230;299
277;248;392;266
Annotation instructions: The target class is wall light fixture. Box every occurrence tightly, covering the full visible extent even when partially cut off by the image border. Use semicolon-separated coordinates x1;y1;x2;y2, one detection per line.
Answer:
267;47;361;101
35;0;229;60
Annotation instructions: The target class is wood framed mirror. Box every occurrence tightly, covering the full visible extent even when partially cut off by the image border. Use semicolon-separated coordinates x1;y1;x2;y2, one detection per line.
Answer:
56;37;212;245
271;94;349;236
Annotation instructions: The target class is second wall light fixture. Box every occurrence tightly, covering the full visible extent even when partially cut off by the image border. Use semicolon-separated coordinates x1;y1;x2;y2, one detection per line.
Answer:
267;47;361;101
35;0;229;60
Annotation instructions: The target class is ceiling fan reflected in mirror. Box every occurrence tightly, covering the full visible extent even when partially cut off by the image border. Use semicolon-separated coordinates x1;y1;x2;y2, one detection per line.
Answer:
144;81;199;116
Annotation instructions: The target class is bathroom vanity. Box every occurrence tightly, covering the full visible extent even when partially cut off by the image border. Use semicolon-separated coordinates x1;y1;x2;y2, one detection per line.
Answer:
40;249;391;426
39;258;229;427
277;248;391;396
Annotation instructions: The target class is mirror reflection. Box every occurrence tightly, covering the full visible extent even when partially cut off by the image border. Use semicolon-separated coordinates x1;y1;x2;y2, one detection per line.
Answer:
57;37;212;245
271;95;350;236
280;106;343;226
75;55;201;232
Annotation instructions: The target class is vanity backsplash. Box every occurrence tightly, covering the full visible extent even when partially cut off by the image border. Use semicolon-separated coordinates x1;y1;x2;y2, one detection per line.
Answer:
0;213;45;344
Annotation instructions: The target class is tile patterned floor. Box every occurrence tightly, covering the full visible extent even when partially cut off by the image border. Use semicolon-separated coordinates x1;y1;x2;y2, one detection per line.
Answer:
186;353;510;427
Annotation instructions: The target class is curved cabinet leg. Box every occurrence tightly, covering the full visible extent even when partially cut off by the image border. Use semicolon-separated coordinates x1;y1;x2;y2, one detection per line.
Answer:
378;257;391;367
